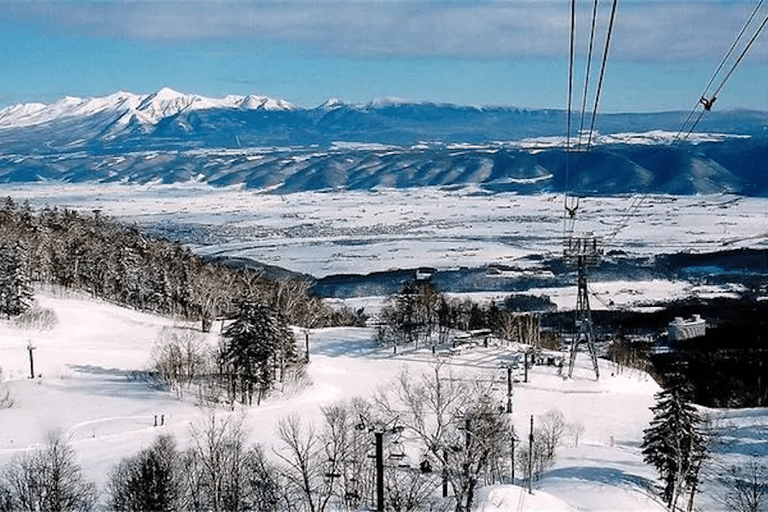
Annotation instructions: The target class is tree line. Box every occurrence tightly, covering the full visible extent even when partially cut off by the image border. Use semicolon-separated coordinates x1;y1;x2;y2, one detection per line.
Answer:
377;280;543;350
0;366;525;512
2;370;765;512
148;299;304;407
0;197;361;330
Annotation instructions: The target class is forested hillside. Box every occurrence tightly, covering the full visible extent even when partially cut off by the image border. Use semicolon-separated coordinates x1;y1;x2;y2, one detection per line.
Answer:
0;197;358;329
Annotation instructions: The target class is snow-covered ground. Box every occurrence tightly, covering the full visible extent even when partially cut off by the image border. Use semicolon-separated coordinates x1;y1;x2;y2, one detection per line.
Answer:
1;290;765;511
1;183;766;509
4;183;767;278
0;289;660;511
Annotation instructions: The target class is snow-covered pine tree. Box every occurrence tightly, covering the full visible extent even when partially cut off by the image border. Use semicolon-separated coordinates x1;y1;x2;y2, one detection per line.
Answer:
641;382;705;510
0;243;33;319
220;301;298;405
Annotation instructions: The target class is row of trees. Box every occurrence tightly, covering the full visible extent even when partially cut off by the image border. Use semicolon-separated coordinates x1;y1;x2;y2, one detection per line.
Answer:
0;196;361;329
2;378;764;512
150;301;303;406
0;366;523;512
377;280;542;349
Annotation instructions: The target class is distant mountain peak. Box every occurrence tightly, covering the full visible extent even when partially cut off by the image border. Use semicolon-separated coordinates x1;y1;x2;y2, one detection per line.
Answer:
153;87;184;100
319;98;344;110
367;97;415;108
0;88;295;130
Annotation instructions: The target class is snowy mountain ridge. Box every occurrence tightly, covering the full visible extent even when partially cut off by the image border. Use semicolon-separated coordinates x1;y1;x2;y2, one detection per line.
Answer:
0;89;765;196
0;87;295;129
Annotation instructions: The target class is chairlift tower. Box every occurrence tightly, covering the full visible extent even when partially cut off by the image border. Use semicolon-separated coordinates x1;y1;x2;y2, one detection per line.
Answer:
563;234;602;379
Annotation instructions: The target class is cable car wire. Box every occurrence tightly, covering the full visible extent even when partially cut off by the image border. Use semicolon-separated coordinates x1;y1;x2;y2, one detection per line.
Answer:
565;0;620;245
680;11;768;142
564;0;579;242
586;0;619;151
577;0;601;152
675;0;766;143
711;12;768;101
606;1;767;244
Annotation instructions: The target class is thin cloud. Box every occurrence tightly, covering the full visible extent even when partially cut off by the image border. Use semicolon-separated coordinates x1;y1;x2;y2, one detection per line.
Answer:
1;1;765;63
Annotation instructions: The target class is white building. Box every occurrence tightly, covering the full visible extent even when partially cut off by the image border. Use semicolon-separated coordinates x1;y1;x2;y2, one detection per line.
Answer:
668;315;706;342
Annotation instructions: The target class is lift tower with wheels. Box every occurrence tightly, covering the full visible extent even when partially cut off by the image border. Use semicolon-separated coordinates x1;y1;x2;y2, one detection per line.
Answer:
564;234;602;379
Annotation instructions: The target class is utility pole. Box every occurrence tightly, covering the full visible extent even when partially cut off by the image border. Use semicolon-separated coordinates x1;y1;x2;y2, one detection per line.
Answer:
375;431;384;512
511;428;516;485
355;416;403;512
27;341;35;379
528;415;534;494
505;365;514;413
442;448;448;498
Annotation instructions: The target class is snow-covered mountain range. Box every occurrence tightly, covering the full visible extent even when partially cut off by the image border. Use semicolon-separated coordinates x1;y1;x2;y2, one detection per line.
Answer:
0;88;294;130
0;89;766;196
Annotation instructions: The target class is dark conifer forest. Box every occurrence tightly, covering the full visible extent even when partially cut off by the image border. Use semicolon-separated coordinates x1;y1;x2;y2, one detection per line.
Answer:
0;197;360;330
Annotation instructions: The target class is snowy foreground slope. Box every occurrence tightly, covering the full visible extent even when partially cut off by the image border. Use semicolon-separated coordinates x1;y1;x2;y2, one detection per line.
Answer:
0;288;747;512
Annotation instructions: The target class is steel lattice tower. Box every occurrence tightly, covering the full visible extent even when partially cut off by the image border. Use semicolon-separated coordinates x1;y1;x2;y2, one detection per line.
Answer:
564;235;601;379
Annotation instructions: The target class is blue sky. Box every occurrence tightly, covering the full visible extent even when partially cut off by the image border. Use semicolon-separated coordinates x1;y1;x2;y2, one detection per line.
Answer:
0;0;766;112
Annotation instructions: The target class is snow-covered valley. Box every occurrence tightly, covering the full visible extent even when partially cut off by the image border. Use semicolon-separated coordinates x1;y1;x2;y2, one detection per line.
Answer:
5;183;767;280
0;290;666;511
0;182;766;510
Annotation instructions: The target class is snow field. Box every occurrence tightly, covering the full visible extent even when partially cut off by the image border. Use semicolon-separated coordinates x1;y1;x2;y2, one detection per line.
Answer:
0;289;673;511
0;184;766;510
4;184;767;279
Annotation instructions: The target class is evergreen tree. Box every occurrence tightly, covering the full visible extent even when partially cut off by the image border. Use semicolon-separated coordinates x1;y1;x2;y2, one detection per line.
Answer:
106;435;181;512
220;301;298;405
0;244;33;318
642;383;705;509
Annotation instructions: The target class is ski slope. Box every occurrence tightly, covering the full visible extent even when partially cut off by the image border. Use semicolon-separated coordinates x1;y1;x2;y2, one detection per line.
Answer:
1;183;766;509
0;288;710;511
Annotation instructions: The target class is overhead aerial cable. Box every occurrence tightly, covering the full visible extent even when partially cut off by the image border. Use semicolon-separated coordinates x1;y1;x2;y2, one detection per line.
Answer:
564;0;620;242
585;0;619;151
564;0;579;241
576;0;601;152
675;0;767;143
607;0;768;244
680;10;767;141
709;12;768;103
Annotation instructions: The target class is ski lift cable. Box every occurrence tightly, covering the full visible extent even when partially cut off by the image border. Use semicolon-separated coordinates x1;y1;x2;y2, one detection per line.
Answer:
675;0;765;142
577;0;602;153
564;0;619;242
563;0;576;234
586;0;619;151
679;108;707;144
608;5;767;244
588;285;614;310
705;0;765;99
711;11;768;100
564;0;578;242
